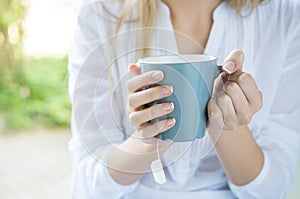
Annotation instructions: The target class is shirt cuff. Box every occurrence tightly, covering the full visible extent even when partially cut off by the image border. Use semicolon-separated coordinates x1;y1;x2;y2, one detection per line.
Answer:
99;162;139;193
93;146;139;196
228;150;270;196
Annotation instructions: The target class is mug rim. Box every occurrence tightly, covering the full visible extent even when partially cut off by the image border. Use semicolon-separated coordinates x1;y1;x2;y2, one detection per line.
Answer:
138;54;217;64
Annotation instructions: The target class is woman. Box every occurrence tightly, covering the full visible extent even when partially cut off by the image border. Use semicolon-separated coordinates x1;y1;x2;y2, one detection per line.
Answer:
68;0;300;198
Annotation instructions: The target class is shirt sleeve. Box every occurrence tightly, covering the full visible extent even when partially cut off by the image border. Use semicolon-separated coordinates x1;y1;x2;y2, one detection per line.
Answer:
228;2;300;198
68;2;138;199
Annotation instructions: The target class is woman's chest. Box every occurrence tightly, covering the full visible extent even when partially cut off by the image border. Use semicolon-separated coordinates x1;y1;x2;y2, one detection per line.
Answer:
171;19;213;54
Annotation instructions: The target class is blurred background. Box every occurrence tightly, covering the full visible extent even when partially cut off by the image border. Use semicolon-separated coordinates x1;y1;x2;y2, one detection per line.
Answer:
0;0;299;198
0;0;75;198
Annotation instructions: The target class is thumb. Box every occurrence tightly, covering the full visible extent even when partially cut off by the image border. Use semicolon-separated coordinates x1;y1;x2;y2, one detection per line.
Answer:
128;63;141;76
222;50;244;75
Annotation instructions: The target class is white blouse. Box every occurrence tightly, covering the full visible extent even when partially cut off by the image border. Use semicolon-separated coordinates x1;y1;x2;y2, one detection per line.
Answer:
68;0;300;198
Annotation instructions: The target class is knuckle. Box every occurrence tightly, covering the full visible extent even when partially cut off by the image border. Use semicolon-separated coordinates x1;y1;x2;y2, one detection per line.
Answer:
238;73;252;82
127;95;136;108
225;82;238;94
129;112;138;125
126;80;133;92
239;113;252;125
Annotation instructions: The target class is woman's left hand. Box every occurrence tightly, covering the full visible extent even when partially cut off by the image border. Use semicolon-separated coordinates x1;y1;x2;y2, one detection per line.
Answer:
207;50;263;132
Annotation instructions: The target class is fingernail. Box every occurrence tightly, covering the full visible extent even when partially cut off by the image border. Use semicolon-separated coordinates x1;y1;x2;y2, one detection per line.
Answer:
128;63;136;71
152;71;163;80
163;103;173;111
166;118;175;126
223;61;236;73
162;86;172;95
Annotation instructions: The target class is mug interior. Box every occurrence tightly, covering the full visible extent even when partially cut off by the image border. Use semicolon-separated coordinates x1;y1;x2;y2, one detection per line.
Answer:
139;54;216;64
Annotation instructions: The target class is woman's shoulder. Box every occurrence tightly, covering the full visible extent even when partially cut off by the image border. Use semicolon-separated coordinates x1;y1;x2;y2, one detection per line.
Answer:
74;0;131;40
254;0;300;19
251;0;300;39
279;0;300;10
77;0;125;21
276;0;300;39
276;0;300;18
78;0;125;10
267;0;300;21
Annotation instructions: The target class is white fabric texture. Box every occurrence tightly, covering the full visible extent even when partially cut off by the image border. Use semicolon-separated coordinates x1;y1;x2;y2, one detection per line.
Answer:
68;0;300;198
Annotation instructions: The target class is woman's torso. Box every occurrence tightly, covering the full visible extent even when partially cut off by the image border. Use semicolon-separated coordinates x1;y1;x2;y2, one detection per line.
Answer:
81;0;296;198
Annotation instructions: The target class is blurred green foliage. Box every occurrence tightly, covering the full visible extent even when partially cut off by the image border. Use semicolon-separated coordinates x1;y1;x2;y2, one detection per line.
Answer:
0;0;70;132
0;0;26;70
0;56;70;131
0;56;71;131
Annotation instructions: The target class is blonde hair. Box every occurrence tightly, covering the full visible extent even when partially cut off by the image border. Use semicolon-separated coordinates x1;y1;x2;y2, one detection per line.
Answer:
107;0;263;61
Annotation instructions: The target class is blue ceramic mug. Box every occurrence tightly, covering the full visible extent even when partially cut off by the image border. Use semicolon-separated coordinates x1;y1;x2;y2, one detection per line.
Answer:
138;54;222;142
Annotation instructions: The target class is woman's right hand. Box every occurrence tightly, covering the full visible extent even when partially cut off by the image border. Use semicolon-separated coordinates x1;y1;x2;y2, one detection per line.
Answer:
107;64;176;184
126;64;176;144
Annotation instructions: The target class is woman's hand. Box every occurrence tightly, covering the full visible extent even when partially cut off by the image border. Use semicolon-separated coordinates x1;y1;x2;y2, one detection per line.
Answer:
207;50;264;186
107;64;175;185
126;64;176;144
207;50;263;132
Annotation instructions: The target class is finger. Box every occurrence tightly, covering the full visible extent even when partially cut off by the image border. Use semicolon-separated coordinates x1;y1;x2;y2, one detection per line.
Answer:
128;63;141;76
207;97;224;132
136;118;176;139
228;73;262;112
129;102;174;127
216;91;238;131
222;50;244;74
128;85;173;110
212;73;226;96
212;50;245;95
224;81;251;125
126;70;164;93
